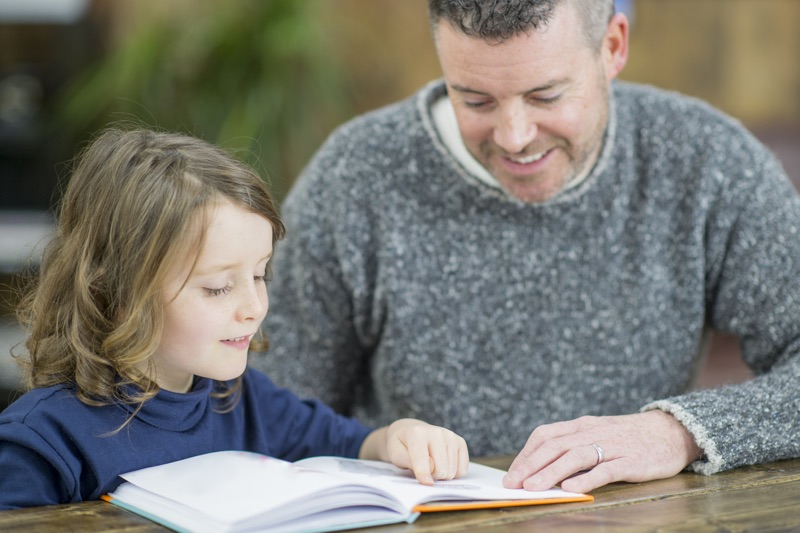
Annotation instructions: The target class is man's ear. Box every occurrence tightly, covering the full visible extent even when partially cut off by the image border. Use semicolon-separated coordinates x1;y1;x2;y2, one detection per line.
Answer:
602;12;629;80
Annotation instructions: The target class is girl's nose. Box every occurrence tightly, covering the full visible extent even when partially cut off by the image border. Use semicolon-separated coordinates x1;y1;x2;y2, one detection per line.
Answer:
235;282;267;322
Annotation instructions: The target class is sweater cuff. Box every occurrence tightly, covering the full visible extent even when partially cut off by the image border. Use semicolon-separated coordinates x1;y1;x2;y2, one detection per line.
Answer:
641;400;724;475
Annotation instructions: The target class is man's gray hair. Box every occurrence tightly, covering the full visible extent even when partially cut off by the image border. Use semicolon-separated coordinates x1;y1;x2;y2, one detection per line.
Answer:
428;0;615;51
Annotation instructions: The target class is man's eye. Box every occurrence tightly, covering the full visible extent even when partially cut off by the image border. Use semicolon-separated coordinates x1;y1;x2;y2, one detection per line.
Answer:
531;94;562;104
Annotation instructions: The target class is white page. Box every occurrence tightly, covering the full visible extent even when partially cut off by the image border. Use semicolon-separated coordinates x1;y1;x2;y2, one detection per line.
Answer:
295;456;587;509
118;451;379;526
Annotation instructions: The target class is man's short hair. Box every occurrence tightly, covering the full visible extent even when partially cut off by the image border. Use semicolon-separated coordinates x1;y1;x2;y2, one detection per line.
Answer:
428;0;615;51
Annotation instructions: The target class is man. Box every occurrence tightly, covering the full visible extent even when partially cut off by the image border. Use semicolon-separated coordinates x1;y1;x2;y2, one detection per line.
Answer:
253;0;800;493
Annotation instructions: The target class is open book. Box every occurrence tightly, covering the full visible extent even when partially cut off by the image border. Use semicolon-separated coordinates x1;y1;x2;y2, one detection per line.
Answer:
103;450;593;533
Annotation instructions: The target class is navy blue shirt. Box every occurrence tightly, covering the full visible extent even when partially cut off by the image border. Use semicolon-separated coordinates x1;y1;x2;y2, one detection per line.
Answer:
0;367;372;509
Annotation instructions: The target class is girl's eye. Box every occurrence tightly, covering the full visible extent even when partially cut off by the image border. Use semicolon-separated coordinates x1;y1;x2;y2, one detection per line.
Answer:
464;100;490;109
205;284;232;296
255;267;273;284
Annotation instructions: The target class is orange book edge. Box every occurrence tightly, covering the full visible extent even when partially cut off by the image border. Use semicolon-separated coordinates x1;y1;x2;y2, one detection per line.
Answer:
413;494;594;513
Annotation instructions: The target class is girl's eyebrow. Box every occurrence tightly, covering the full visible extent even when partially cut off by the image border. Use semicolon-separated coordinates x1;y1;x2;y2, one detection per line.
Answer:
194;253;273;276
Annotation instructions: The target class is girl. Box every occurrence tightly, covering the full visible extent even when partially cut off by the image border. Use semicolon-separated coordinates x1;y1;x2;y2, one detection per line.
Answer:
0;128;468;509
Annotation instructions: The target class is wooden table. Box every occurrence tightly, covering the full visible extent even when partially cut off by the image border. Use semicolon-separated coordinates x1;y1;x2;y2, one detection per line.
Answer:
1;456;799;532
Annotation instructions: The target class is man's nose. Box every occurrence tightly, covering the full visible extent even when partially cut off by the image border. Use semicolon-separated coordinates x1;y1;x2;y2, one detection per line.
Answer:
493;103;537;154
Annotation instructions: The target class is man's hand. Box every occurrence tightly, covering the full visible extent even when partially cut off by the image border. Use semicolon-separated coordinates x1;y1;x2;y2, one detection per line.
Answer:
360;419;469;485
502;410;703;493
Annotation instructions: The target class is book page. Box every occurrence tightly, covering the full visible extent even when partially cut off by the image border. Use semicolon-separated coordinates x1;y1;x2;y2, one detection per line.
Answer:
294;456;591;511
115;451;403;527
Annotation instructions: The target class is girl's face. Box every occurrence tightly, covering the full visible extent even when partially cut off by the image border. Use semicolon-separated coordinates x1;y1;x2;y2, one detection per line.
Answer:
151;200;274;392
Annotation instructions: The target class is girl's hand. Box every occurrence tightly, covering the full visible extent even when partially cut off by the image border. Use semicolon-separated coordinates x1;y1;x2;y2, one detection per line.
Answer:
360;418;469;485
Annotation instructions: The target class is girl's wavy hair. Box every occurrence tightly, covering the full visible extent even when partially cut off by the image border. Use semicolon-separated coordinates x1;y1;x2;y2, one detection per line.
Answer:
428;0;615;51
14;127;285;416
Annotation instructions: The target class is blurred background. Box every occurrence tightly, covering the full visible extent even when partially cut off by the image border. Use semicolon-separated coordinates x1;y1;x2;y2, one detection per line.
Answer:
1;0;799;409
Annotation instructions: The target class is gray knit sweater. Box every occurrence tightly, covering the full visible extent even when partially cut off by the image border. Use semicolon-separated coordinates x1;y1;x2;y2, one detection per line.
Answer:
253;80;800;475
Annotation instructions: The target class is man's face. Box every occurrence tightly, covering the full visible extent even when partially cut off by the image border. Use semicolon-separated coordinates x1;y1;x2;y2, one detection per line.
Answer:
436;5;627;203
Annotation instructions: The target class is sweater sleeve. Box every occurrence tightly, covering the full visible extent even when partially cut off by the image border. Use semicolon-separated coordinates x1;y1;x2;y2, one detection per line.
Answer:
0;425;74;509
644;146;800;474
